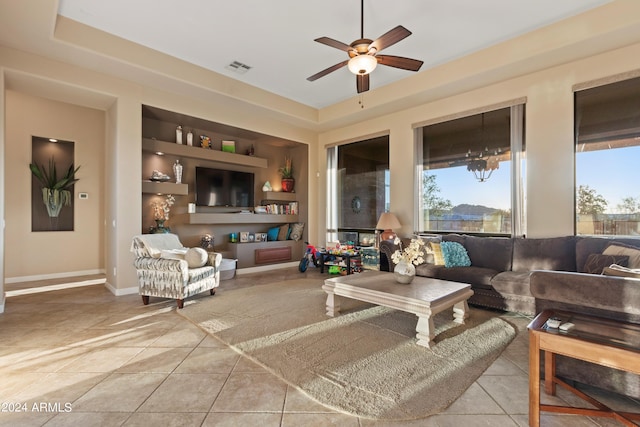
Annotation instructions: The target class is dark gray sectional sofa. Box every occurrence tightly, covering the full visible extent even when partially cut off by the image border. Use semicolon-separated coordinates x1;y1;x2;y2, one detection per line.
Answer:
380;233;640;398
380;234;640;315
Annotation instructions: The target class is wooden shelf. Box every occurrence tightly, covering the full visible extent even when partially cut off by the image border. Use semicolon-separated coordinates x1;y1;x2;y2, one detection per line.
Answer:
142;180;188;195
262;191;297;201
142;138;268;168
183;213;298;224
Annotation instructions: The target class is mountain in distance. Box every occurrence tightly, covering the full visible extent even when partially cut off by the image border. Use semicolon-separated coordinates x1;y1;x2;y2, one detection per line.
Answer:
451;204;500;216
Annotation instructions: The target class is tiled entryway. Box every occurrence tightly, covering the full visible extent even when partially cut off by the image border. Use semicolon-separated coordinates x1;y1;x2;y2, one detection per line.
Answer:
1;268;639;426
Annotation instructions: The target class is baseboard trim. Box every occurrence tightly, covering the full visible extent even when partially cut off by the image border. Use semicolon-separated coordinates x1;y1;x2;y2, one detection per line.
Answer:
237;261;298;275
5;277;106;297
5;269;105;284
104;282;138;296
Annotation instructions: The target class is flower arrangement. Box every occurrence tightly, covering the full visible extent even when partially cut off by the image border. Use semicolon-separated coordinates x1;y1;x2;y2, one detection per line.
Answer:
153;194;176;220
278;156;293;179
391;237;430;266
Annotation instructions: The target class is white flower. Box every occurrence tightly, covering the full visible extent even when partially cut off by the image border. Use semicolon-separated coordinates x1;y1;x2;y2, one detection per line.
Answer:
152;194;176;220
391;238;431;266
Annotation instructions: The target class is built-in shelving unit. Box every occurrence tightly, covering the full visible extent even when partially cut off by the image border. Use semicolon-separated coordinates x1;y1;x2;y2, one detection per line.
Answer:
142;180;188;195
142;104;307;270
142;138;268;168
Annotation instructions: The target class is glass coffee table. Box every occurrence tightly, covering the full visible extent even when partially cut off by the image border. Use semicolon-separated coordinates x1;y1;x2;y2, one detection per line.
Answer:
528;310;640;426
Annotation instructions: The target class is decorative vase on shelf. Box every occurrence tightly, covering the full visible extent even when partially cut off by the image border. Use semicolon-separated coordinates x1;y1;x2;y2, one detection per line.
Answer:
151;219;170;234
394;260;416;284
176;125;183;144
281;178;295;192
173;160;183;184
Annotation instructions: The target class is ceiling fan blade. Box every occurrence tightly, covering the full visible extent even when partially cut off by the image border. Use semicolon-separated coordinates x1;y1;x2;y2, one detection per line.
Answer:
356;74;370;93
377;55;424;72
307;60;349;82
314;37;354;52
369;25;412;53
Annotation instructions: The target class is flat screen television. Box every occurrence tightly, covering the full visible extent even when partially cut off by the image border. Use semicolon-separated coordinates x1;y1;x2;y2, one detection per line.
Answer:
195;167;254;207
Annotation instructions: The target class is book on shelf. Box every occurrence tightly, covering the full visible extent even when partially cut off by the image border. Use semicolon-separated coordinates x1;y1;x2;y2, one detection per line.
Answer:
262;202;298;215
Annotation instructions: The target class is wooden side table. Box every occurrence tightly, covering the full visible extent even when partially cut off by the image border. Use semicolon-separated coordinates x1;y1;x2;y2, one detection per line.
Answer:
528;310;640;427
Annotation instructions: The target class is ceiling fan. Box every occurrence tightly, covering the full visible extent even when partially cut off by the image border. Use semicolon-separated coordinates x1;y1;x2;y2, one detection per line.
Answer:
307;0;424;94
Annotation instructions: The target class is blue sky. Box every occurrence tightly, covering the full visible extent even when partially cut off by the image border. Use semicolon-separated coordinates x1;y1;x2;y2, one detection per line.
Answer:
427;144;640;212
429;163;512;210
576;145;640;212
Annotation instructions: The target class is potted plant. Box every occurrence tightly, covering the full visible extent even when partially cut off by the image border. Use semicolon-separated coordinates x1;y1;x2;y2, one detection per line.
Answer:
29;157;81;219
279;156;295;192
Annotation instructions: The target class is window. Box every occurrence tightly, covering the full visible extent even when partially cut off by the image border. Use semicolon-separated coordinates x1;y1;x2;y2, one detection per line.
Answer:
326;136;389;245
417;105;525;236
575;76;640;236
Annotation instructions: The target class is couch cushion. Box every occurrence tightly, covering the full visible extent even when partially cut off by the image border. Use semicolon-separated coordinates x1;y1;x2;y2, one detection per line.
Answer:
440;241;471;267
576;237;640;272
512;236;576;272
582;253;629;274
491;271;533;297
463;235;513;271
603;242;640;269
415;263;445;278
435;266;499;289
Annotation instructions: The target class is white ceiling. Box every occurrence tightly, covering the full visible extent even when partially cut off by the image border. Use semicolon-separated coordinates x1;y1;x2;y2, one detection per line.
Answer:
57;0;610;109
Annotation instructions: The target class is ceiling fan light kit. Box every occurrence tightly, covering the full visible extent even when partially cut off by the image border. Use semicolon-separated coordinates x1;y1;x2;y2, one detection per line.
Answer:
348;55;378;75
307;0;423;94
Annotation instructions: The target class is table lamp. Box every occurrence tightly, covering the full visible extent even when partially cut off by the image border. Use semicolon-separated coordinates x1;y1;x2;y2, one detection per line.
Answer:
376;212;401;241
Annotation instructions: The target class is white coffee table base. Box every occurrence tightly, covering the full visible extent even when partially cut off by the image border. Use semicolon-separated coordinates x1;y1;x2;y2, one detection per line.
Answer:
323;271;473;349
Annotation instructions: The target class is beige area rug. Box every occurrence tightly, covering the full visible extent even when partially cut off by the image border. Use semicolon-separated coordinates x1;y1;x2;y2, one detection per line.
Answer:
179;278;517;420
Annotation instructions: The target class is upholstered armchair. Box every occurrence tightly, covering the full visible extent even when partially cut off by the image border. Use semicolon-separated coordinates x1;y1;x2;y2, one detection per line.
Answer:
131;234;222;309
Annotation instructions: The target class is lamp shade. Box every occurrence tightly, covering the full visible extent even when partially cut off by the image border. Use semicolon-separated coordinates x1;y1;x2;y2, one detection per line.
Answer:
376;212;401;231
348;55;378;75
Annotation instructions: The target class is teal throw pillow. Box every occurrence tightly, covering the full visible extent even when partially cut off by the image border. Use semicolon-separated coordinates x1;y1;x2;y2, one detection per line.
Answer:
267;226;280;241
441;241;471;268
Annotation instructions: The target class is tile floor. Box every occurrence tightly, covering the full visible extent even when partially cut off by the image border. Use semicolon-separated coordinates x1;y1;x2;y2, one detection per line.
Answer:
1;268;639;426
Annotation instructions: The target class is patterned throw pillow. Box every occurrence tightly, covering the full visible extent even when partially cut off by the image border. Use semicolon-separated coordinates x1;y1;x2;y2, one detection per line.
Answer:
430;242;445;265
582;253;629;274
440;241;472;268
289;223;305;241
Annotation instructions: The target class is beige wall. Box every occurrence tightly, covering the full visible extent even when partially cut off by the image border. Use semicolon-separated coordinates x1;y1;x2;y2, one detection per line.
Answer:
5;90;105;280
2;1;640;307
315;41;640;243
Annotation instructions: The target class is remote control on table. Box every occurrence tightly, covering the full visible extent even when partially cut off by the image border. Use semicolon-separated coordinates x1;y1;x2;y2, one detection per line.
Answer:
559;322;575;331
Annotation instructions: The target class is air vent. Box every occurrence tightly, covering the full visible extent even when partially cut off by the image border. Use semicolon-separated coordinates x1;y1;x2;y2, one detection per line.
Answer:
225;61;252;74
